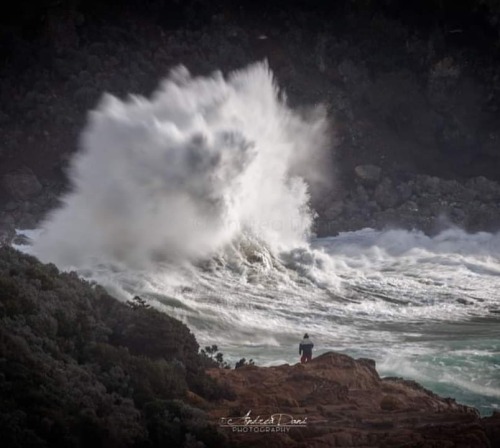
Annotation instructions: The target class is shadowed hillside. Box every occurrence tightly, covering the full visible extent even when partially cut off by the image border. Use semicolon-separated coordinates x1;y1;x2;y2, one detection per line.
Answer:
0;246;232;447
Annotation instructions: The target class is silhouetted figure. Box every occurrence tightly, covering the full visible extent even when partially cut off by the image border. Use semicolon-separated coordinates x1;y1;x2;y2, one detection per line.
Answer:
299;333;314;363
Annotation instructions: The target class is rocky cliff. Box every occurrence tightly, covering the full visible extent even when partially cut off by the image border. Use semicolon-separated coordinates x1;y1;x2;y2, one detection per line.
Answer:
2;1;500;240
204;352;500;447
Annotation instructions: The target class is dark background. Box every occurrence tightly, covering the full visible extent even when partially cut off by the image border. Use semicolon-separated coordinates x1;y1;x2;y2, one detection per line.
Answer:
2;0;500;236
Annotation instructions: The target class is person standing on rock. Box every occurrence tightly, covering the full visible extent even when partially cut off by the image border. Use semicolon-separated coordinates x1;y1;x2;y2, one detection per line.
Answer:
299;333;314;363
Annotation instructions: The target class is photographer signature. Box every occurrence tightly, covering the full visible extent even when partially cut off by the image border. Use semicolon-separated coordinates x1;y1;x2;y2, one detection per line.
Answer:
219;410;307;427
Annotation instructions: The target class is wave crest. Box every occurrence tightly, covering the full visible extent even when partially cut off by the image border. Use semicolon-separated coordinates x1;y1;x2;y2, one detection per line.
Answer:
32;62;330;268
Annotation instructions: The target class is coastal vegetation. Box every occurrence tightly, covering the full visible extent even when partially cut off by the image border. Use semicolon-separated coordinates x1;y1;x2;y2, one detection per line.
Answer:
0;246;232;447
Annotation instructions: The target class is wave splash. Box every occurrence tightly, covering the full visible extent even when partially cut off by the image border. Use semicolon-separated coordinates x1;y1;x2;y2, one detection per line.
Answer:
31;63;330;268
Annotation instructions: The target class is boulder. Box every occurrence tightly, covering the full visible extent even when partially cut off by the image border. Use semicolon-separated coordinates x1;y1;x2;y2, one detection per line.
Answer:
374;178;400;209
322;200;344;220
354;164;381;185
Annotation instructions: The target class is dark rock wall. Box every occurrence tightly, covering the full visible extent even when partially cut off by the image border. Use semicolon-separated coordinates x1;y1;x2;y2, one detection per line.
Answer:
2;0;500;237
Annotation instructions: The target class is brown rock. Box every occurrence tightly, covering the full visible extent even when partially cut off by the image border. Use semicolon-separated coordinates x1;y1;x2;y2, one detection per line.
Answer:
483;411;500;446
380;394;404;411
202;351;498;447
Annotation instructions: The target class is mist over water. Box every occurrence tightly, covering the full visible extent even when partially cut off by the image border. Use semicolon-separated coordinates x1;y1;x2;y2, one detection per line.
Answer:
24;64;500;416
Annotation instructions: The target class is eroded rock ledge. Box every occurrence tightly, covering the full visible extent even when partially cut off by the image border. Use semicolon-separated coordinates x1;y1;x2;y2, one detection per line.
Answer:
203;352;500;447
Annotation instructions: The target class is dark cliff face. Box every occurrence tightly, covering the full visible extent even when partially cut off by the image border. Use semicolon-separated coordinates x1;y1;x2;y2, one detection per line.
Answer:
2;1;500;236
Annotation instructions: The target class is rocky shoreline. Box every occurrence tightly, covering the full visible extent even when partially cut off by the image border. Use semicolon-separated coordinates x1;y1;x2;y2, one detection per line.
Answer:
316;165;500;237
203;352;500;447
2;162;500;246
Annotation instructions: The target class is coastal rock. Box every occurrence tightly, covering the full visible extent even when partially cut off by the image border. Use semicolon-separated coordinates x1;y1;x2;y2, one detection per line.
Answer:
483;412;500;446
322;200;344;220
320;172;500;236
374;177;400;209
205;352;497;447
354;164;381;185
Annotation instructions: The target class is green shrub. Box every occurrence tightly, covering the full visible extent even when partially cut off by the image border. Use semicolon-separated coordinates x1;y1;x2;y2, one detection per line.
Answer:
235;358;255;369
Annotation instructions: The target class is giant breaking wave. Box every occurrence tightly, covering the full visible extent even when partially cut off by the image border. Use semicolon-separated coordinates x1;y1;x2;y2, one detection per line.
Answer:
32;63;329;268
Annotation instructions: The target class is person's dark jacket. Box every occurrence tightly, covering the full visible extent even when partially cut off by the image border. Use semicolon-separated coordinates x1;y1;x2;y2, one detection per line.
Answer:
299;337;314;356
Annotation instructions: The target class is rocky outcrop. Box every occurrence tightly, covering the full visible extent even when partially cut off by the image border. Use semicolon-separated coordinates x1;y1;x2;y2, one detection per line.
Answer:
204;352;499;447
317;170;500;236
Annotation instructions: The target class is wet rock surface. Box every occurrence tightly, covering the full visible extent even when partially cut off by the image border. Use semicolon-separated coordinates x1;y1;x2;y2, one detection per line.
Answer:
204;352;500;447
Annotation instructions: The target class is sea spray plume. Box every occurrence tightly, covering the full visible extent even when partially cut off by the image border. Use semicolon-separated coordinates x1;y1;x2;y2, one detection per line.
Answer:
32;62;330;268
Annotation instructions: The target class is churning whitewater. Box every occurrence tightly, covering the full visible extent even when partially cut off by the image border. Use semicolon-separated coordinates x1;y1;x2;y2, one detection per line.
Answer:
24;63;500;416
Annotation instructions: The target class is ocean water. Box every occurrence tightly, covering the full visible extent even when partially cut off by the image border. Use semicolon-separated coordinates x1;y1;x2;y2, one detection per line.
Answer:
21;63;500;416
